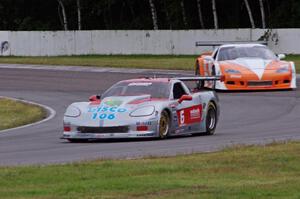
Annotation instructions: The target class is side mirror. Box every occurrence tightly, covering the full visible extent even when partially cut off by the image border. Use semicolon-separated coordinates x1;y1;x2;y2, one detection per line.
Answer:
178;95;193;104
278;54;286;60
89;95;101;102
204;55;214;62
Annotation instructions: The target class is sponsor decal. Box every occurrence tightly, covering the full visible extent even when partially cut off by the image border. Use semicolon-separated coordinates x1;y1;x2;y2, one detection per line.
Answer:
63;134;71;138
88;105;127;120
173;115;178;122
88;106;127;113
129;82;152;86
104;99;123;107
177;105;202;126
169;103;177;108
93;113;116;120
190;108;200;119
230;75;242;78
95;134;105;138
76;134;92;138
137;133;155;137
136;121;152;126
175;128;185;134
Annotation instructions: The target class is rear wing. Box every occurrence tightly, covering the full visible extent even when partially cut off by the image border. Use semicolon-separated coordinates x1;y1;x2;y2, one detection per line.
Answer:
195;41;268;48
174;76;224;82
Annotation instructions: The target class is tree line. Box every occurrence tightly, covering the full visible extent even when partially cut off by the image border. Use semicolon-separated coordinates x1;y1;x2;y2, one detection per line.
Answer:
0;0;299;31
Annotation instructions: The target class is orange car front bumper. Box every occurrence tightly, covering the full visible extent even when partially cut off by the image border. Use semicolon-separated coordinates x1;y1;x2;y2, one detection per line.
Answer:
222;73;293;90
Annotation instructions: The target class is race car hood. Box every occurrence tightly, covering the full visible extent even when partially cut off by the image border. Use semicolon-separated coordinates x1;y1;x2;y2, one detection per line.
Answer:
65;95;166;127
219;58;291;79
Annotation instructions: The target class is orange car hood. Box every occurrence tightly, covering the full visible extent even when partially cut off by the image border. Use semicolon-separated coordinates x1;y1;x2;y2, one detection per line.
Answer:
219;58;290;78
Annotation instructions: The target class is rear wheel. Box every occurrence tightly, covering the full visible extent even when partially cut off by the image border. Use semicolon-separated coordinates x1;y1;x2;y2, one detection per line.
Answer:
195;62;204;89
211;66;216;89
205;102;217;135
158;110;170;139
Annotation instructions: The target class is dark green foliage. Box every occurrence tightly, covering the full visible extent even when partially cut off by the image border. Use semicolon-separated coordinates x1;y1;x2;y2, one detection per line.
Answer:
0;0;299;30
269;0;300;28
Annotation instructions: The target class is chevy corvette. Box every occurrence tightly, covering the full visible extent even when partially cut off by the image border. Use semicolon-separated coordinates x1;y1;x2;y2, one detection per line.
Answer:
195;43;297;90
62;76;221;142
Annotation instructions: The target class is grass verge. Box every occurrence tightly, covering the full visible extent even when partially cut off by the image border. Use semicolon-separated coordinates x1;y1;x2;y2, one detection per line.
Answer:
286;55;300;72
0;55;299;72
0;55;196;70
0;98;47;131
0;141;299;198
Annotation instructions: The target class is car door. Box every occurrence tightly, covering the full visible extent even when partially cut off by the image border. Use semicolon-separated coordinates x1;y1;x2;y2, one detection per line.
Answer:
172;82;203;129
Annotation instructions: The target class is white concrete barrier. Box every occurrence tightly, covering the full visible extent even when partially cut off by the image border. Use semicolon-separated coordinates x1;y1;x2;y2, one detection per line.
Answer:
0;29;299;56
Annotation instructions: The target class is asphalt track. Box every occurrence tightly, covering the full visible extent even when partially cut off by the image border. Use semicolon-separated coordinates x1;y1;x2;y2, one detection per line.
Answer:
0;64;300;166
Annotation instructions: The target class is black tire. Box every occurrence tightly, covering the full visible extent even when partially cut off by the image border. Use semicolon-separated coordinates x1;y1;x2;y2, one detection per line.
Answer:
195;62;204;89
211;65;216;76
158;110;170;139
205;102;217;135
211;66;216;89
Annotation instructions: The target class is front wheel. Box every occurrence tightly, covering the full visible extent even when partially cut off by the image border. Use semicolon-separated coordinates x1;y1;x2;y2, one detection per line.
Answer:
205;102;217;135
158;110;170;139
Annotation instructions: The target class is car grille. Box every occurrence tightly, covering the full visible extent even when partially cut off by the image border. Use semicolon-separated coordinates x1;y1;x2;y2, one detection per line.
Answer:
77;126;129;134
248;81;273;87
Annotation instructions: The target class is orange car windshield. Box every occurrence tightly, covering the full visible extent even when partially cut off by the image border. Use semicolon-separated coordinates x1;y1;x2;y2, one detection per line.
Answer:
217;46;277;61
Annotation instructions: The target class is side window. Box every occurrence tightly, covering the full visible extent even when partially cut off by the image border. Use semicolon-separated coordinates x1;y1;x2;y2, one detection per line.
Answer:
173;83;187;99
213;48;219;60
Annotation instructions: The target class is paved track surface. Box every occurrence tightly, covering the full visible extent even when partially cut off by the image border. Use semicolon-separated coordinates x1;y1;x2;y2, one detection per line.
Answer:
0;66;299;166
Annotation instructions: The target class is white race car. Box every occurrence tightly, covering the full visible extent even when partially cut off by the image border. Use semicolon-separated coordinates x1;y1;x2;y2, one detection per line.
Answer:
62;77;221;142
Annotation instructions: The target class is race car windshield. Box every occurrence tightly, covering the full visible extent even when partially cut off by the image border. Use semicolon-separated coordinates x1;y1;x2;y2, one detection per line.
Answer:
101;81;170;99
217;46;277;61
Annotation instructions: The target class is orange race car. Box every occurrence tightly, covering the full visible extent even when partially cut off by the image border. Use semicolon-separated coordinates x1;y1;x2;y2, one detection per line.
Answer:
195;43;297;90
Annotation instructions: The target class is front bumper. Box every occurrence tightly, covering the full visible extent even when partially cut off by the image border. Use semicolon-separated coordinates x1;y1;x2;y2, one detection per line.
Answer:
62;118;160;140
61;130;157;139
220;73;294;90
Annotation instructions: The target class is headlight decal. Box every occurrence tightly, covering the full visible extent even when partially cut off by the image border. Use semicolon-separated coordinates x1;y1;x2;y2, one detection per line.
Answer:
130;106;155;117
225;69;241;74
65;106;81;117
276;67;290;73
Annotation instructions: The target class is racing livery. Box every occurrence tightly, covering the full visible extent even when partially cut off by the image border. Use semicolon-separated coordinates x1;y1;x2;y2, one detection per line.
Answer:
62;77;221;142
195;43;297;90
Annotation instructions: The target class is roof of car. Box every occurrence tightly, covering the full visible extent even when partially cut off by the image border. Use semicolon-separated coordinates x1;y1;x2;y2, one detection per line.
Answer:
219;43;266;48
121;78;171;83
